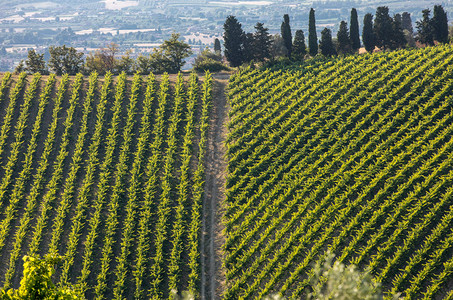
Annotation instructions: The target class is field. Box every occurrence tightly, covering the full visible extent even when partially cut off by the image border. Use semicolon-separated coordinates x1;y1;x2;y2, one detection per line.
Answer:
2;45;453;300
224;45;453;299
0;71;212;299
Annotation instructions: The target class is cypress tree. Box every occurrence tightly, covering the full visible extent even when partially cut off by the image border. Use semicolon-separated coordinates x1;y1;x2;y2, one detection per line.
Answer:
416;9;434;46
308;8;318;56
281;14;292;58
362;13;376;53
374;6;394;50
253;22;272;62
350;8;361;51
392;14;406;49
319;28;337;56
292;30;306;60
433;5;449;43
214;38;221;54
242;32;255;63
402;12;413;33
337;21;351;54
223;15;245;67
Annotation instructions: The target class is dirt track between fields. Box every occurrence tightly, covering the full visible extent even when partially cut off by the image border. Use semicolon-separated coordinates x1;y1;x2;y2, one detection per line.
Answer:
200;73;229;300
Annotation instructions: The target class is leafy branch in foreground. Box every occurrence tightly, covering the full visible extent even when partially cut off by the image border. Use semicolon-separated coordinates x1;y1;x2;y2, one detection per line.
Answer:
305;252;385;300
0;255;82;300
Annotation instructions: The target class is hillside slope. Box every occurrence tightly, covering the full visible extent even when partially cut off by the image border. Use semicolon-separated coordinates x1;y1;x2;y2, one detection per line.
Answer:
224;45;453;299
0;71;212;299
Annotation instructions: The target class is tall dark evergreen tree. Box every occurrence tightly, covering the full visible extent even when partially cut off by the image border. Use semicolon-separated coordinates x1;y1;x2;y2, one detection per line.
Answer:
363;13;376;53
394;13;402;26
416;9;434;46
292;30;306;60
433;5;449;43
402;12;413;33
308;8;318;56
337;21;351;54
374;6;394;50
350;8;361;51
242;32;255;63
253;22;272;62
392;14;406;49
319;28;337;56
214;38;221;54
281;14;292;58
223;15;245;67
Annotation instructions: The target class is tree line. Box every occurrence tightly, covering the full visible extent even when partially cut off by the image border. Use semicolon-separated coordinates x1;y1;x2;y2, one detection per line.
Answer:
15;33;193;75
223;5;449;66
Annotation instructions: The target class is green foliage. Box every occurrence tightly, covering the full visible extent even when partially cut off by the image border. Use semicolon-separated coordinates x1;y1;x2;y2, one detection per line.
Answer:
169;290;195;300
0;71;212;298
48;45;84;75
242;32;255;63
84;43;118;75
391;14;406;49
363;13;376;53
161;33;192;72
350;8;361;51
14;61;25;74
280;14;292;58
336;21;351;54
193;48;229;72
308;8;318;56
85;36;190;75
416;9;434;46
224;15;245;67
214;38;222;54
270;35;288;60
402;12;413;33
320;28;337;56
432;5;449;44
253;22;272;62
374;6;394;50
225;45;453;299
0;255;81;299
292;30;306;60
115;50;136;75
307;252;384;300
24;49;48;74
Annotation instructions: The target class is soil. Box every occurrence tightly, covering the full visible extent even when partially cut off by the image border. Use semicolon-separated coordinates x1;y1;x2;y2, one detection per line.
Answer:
201;73;229;300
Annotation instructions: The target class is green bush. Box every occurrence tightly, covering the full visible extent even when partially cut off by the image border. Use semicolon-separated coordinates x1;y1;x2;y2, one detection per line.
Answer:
193;48;229;72
0;255;82;300
307;252;386;300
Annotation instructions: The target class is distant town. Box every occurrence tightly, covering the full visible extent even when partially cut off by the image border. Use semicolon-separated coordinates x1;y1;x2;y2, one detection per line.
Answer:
0;0;452;71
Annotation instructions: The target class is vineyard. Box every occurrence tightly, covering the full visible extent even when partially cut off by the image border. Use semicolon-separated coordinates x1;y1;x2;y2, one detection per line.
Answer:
2;44;453;300
225;45;453;299
0;71;212;299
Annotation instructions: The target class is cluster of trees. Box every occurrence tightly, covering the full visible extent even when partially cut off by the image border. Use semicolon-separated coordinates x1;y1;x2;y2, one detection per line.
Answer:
223;5;449;65
361;5;448;53
223;15;303;67
16;33;192;75
416;6;449;46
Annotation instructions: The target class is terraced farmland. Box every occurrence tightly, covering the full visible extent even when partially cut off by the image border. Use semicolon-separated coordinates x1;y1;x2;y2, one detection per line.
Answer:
0;71;212;299
224;45;453;299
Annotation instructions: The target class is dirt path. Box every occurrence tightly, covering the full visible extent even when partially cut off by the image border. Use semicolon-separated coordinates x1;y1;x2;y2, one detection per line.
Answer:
201;74;229;300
